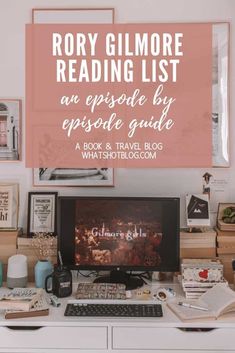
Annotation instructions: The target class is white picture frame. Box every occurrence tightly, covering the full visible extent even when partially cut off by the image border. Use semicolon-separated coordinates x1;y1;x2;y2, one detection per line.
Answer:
32;8;114;24
212;23;229;167
186;194;210;228
33;168;114;187
27;192;57;236
31;8;115;186
0;99;21;162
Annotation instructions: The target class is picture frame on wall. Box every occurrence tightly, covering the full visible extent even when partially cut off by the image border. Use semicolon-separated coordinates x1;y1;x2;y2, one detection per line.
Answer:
0;183;19;229
33;168;114;187
27;192;57;237
186;194;210;228
32;8;114;24
212;23;229;167
0;99;21;161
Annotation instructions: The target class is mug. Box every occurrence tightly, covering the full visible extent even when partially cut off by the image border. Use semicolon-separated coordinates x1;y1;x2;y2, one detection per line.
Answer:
45;266;72;298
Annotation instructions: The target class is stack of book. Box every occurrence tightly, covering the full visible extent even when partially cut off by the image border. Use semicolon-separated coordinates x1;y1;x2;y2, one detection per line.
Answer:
0;228;22;279
0;287;49;319
181;258;227;299
216;227;235;283
180;228;216;259
17;236;57;282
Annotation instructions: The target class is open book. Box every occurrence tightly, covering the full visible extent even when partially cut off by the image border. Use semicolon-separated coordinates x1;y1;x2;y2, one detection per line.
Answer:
168;284;235;321
5;291;49;319
0;288;43;311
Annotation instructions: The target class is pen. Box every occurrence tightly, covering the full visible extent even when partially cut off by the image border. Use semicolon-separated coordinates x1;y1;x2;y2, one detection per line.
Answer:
178;301;208;311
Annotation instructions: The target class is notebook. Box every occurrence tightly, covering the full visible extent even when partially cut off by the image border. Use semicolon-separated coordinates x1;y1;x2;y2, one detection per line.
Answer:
168;284;235;321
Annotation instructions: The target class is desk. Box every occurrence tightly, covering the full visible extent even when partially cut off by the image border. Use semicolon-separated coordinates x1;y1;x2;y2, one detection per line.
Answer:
0;282;235;353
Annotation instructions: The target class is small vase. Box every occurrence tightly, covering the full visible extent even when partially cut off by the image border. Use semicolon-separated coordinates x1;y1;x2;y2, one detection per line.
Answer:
34;260;53;288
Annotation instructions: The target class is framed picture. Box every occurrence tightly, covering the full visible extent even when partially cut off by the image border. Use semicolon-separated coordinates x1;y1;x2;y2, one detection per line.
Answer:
212;23;229;167
33;168;114;187
0;183;19;229
186;194;210;228
32;8;114;24
27;192;58;236
217;203;235;232
0;99;21;161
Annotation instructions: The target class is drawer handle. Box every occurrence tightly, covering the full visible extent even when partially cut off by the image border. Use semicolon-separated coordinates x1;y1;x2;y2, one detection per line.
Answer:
176;328;217;332
5;326;43;331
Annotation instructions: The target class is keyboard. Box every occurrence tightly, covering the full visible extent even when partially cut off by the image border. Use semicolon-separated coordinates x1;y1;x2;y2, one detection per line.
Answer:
65;303;163;317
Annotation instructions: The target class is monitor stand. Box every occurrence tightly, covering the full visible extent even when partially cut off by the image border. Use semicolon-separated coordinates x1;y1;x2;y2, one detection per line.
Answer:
93;270;144;290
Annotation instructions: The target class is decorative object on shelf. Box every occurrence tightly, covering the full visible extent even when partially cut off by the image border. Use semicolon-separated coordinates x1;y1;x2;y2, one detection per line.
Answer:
32;232;56;288
186;194;210;228
217;203;235;231
34;260;53;289
7;254;28;288
0;183;19;229
0;99;21;161
33;168;114;187
27;192;57;236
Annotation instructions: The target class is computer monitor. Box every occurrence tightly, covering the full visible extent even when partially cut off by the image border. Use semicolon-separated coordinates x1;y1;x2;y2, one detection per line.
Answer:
58;196;180;289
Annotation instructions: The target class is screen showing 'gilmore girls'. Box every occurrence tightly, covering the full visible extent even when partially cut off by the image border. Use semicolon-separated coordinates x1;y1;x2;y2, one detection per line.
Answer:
75;199;163;267
58;196;179;272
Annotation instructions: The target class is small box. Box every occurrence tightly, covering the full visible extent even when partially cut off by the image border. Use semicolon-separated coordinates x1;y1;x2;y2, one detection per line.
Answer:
181;259;223;282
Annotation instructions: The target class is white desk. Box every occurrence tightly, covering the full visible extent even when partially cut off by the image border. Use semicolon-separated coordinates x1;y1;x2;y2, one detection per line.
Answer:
0;282;235;353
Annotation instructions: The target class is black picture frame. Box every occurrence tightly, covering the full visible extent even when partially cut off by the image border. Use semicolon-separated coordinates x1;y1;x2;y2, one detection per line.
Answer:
27;192;58;237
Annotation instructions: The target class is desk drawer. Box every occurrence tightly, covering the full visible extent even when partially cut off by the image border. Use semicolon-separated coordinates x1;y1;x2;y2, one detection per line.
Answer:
0;326;107;349
112;327;235;350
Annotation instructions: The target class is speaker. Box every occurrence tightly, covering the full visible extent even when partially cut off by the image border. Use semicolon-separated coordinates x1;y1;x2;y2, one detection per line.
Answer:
7;254;28;288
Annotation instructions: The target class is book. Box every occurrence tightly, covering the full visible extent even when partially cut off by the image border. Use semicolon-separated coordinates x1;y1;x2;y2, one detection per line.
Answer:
5;291;49;319
0;288;43;311
216;227;235;237
168;284;235;321
217;248;235;255
180;248;216;259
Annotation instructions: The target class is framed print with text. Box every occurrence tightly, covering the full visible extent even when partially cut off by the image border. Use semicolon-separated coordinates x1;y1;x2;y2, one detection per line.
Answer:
0;183;19;229
27;192;57;237
33;168;114;187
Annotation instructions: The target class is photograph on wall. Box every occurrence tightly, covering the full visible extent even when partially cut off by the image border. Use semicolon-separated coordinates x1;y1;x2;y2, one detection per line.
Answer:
0;183;19;229
212;23;229;167
74;199;163;267
0;100;21;161
186;194;210;227
33;168;114;187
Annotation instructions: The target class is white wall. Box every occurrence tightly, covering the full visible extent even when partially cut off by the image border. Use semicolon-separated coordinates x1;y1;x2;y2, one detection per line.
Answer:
0;0;234;231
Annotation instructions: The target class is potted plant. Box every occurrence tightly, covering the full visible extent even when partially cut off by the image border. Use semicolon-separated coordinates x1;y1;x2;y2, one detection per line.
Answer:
32;232;56;288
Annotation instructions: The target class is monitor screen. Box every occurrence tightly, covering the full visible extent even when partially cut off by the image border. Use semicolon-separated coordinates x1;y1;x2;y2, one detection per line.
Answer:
58;197;180;272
